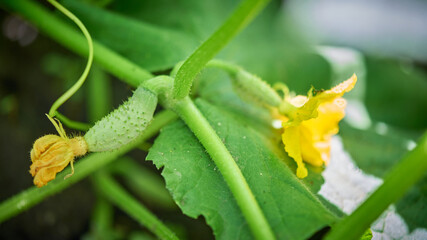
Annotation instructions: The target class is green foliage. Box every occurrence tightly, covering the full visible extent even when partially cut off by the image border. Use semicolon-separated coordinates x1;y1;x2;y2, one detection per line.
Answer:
67;0;332;90
63;0;198;72
365;57;427;129
396;176;427;231
339;122;414;177
148;100;338;239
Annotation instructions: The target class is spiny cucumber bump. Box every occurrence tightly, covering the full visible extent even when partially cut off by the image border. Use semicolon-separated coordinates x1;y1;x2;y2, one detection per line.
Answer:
231;70;281;107
84;86;158;152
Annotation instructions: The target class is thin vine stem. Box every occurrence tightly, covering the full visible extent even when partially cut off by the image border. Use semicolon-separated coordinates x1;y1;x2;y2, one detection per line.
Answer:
55;111;91;131
325;132;427;240
206;59;241;74
0;0;153;87
93;172;179;240
47;0;93;117
172;0;270;99
173;97;275;240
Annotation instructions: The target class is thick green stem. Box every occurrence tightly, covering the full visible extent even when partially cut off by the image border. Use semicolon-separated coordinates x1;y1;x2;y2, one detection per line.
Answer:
173;0;270;99
173;97;275;240
0;0;152;87
325;132;427;240
93;172;179;240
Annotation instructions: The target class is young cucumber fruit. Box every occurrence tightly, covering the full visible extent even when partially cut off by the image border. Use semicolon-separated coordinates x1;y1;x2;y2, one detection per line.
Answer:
84;86;158;152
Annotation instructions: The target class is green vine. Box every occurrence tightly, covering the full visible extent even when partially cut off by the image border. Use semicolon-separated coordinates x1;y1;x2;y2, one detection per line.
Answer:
173;0;270;99
172;97;275;240
46;0;93;117
55;111;91;131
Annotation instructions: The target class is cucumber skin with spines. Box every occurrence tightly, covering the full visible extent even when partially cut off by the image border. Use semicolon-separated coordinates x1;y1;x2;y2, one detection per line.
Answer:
84;86;158;152
232;70;281;108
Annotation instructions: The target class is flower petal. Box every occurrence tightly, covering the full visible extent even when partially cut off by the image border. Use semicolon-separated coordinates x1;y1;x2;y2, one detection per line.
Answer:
30;135;76;187
285;74;357;126
299;124;324;167
300;98;347;165
282;126;308;178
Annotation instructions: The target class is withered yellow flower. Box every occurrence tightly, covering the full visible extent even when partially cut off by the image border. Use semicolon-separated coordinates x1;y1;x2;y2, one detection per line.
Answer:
278;74;357;178
29;115;87;187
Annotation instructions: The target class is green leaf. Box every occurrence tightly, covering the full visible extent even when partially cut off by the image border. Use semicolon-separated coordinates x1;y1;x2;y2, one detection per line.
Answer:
108;0;242;39
339;122;412;177
396;176;427;231
365;57;427;129
340;122;427;230
147;99;337;239
89;0;333;89
339;121;422;178
63;0;198;71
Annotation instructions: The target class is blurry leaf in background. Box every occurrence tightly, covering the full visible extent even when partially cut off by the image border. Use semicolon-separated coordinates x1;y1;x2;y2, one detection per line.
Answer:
339;121;427;231
0;95;17;116
63;0;199;72
396;176;427;231
42;53;85;102
65;0;333;91
364;57;427;129
316;46;367;100
339;121;418;178
107;0;239;39
147;100;338;239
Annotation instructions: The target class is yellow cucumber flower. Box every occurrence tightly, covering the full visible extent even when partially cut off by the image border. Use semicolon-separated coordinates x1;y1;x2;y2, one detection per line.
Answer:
278;74;357;178
29;115;88;187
